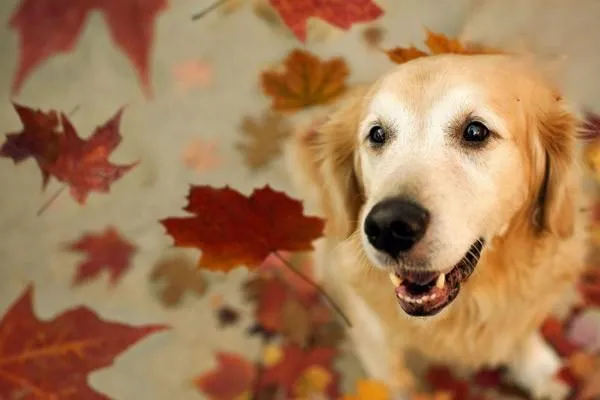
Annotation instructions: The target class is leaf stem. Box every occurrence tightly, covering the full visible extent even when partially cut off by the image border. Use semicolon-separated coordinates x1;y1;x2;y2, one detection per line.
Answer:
272;251;351;327
37;185;66;216
191;0;228;21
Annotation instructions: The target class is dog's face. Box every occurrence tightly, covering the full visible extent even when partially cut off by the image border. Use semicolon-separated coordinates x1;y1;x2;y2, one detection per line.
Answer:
309;55;576;317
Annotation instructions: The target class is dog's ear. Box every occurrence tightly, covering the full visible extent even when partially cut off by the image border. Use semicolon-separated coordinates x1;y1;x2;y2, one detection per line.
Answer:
532;97;578;238
300;91;366;239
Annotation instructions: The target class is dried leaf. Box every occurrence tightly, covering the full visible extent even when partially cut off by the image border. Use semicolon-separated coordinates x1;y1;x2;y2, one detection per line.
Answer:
150;253;206;307
66;226;137;286
9;0;167;97
173;59;213;91
343;379;391;400
293;365;333;398
0;103;61;187
541;316;581;357
236;112;291;170
0;285;167;398
194;352;256;400
424;30;466;54
48;109;139;204
362;26;386;48
579;268;600;307
160;185;325;271
268;0;383;42
385;46;428;64
182;138;221;173
281;297;312;347
426;366;470;400
261;49;350;111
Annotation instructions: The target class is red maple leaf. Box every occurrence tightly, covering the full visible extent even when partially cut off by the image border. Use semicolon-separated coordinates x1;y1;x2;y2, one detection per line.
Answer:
0;102;61;187
259;252;319;304
269;0;384;42
426;365;471;400
260;344;339;397
48;109;138;204
194;352;256;400
66;226;137;286
9;0;167;97
160;185;324;271
0;284;167;399
541;317;581;357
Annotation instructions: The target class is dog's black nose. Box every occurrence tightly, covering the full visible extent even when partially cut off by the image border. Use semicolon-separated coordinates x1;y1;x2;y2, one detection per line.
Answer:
364;197;430;258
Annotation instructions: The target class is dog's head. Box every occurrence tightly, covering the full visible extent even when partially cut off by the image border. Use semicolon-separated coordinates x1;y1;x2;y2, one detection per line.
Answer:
305;54;578;317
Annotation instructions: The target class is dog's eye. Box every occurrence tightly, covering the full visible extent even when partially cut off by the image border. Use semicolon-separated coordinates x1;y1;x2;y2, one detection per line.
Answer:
368;125;386;145
462;121;490;143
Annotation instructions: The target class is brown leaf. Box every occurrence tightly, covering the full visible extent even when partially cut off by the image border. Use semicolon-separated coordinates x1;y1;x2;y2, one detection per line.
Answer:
260;49;349;111
385;46;428;64
236;111;291;170
362;26;386;48
281;297;312;347
150;253;206;307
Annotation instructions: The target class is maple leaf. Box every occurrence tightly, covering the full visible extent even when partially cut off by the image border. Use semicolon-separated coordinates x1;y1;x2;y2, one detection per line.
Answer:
579;267;600;307
0;284;167;399
48;109;139;204
426;366;470;400
236;111;292;171
194;352;256;400
182;138;221;173
150;253;206;307
386;46;428;64
268;0;383;42
66;226;137;286
259;344;339;398
541;316;581;357
173;59;213;91
1;103;61;188
261;49;350;111
9;0;167;97
343;379;391;400
160;185;325;271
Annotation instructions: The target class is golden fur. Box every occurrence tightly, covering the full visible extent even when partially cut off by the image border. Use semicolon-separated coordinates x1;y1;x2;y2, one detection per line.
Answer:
286;54;589;399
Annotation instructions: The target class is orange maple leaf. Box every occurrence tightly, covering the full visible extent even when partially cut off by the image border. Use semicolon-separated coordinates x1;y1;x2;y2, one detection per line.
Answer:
385;46;428;64
269;0;383;42
261;49;349;111
194;352;256;400
343;379;391;400
160;185;325;271
0;285;167;398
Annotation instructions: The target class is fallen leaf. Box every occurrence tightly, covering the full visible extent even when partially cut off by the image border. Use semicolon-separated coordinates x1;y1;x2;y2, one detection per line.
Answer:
310;320;345;348
245;274;289;332
66;226;137;286
579;268;600;307
281;297;312;347
261;49;350;111
541;316;581;357
160;185;325;271
579;370;600;400
362;26;386;49
268;0;383;42
343;378;391;400
173;59;213;91
150;253;206;307
385;46;428;64
194;352;256;400
259;344;339;398
236;111;291;170
182;138;221;173
579;111;600;140
0;103;61;187
9;0;167;97
568;309;600;353
426;366;470;400
48;109;138;205
472;368;503;388
0;284;167;398
293;365;333;398
424;30;466;54
258;252;319;304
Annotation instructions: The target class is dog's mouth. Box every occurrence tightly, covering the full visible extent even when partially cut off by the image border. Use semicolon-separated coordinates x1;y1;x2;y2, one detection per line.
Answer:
388;239;485;317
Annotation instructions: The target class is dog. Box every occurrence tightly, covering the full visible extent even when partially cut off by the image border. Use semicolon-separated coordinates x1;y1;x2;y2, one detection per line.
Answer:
286;54;589;399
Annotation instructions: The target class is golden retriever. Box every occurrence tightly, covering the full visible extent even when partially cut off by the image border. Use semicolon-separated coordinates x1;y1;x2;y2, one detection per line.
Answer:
286;54;588;399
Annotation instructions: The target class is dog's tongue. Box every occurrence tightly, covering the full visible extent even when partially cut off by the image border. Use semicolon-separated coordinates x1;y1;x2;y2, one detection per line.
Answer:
396;269;439;285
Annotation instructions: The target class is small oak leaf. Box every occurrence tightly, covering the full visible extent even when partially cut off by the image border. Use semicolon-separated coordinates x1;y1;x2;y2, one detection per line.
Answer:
260;49;349;111
236;112;291;171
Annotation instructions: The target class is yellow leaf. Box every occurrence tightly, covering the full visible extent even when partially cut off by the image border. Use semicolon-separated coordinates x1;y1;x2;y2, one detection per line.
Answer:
294;365;332;398
343;379;391;400
260;49;349;111
262;343;283;367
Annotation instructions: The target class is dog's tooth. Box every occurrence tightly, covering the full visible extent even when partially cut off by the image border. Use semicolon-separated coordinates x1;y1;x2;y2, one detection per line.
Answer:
436;273;446;289
416;298;423;304
389;272;402;287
